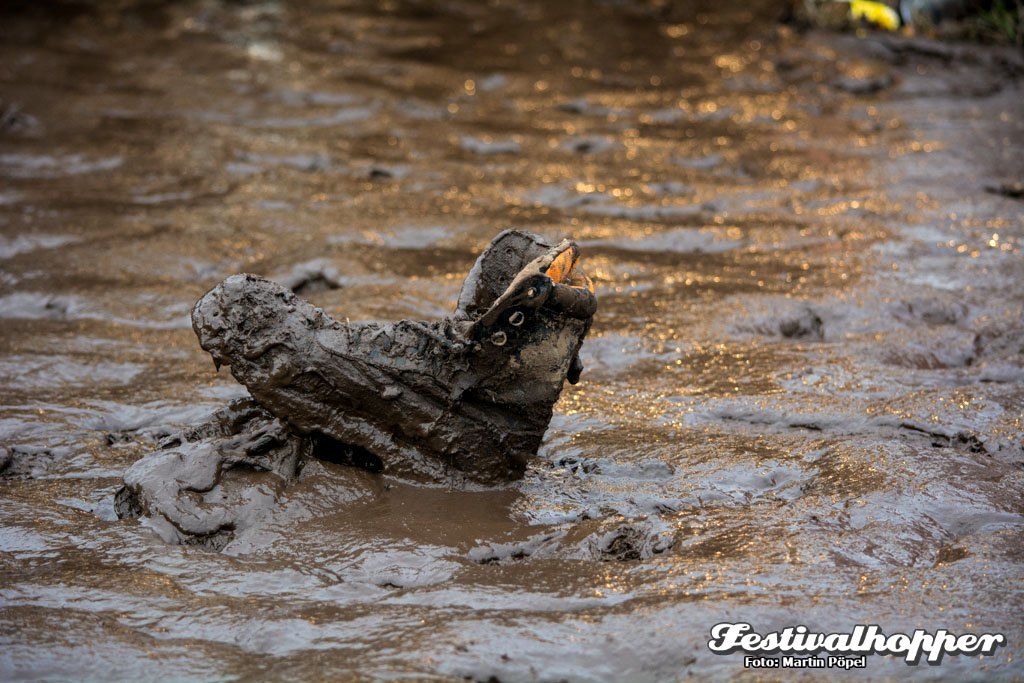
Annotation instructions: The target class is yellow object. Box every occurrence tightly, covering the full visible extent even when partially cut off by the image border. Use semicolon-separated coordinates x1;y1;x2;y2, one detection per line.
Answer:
849;0;901;30
546;246;579;284
546;246;595;293
575;272;596;294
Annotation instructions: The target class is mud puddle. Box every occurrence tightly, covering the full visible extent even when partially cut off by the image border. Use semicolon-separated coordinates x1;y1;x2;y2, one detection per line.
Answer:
1;0;1023;680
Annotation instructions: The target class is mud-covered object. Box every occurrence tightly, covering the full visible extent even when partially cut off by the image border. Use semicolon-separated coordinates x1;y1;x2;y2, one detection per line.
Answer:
117;230;596;541
115;399;313;550
191;230;595;485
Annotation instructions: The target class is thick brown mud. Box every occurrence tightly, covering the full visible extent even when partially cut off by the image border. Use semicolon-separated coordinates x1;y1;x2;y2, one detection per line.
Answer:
1;0;1023;680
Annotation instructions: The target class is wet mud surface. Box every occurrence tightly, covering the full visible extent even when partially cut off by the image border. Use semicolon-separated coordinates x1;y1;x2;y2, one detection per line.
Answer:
1;0;1023;680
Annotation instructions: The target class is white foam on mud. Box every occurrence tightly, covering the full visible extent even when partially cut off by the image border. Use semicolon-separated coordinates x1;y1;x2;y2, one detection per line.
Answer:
0;153;122;178
0;234;79;259
582;228;745;254
0;356;145;391
328;224;456;249
459;136;521;155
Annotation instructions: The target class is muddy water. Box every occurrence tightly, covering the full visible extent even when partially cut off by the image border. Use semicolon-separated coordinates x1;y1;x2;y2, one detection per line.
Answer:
2;0;1023;680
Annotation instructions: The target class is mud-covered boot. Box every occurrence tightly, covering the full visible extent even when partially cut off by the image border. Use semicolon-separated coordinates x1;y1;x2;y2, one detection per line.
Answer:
191;230;597;485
